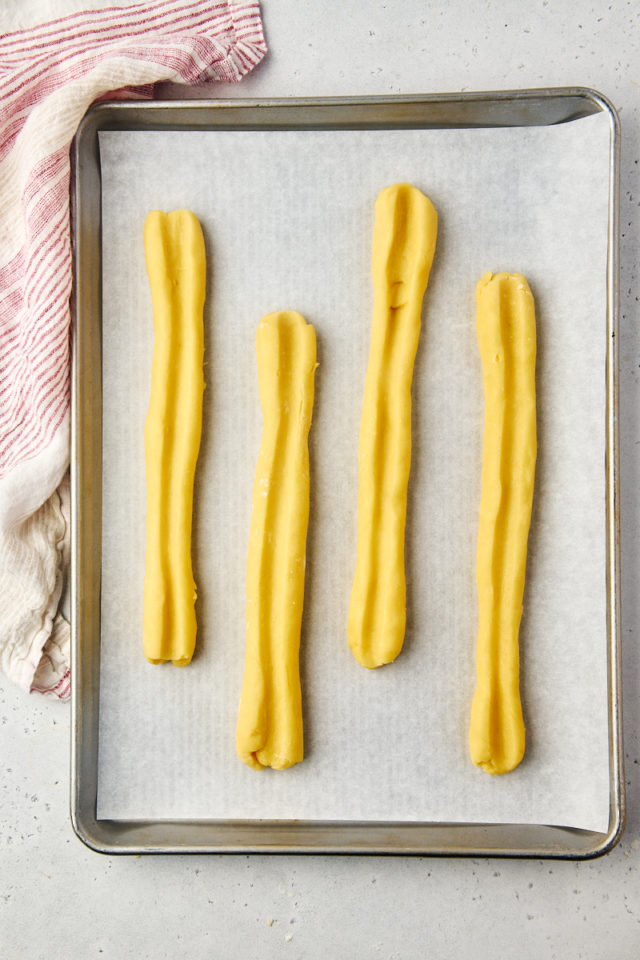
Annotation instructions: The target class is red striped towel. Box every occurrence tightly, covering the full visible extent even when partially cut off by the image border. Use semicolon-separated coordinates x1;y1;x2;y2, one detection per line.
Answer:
0;1;266;698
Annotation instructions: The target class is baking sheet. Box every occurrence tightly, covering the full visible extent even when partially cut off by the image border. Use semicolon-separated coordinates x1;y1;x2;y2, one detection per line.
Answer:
97;112;611;831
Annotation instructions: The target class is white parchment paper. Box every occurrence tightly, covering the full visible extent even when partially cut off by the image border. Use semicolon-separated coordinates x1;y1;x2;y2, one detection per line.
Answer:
97;112;612;830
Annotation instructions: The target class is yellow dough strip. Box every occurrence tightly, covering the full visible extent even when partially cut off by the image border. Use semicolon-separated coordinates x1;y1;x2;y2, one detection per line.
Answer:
142;210;205;666
348;183;438;669
236;311;317;770
469;271;537;774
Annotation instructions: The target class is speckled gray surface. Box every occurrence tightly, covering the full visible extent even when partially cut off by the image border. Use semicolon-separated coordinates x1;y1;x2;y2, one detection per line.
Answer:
1;1;639;957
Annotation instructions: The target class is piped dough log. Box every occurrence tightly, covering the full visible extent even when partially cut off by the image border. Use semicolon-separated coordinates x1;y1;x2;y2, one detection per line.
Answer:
348;183;438;669
142;210;205;666
469;271;537;775
236;311;317;770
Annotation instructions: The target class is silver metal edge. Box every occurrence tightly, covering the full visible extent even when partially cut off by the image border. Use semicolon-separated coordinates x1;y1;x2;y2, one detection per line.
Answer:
70;115;85;850
591;87;625;858
70;149;86;851
72;85;613;119
70;105;106;854
70;88;623;856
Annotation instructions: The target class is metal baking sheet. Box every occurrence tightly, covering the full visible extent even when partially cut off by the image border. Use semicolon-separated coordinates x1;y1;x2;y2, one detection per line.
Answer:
70;90;623;857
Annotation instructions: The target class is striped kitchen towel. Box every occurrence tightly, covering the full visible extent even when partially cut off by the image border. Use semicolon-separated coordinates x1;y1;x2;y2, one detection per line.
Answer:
0;0;266;698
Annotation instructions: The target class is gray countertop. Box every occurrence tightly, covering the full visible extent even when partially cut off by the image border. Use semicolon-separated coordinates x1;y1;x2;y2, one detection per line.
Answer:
1;1;639;956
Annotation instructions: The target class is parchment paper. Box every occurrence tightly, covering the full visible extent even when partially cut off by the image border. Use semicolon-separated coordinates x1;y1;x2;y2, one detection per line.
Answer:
97;112;612;831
